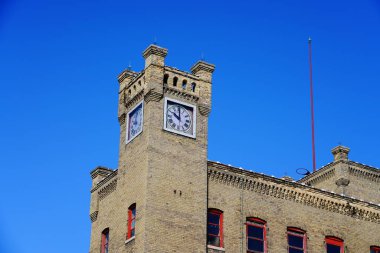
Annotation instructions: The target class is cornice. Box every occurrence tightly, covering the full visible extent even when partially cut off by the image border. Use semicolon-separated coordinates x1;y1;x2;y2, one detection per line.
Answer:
207;161;380;223
99;178;118;201
90;166;114;179
297;161;338;183
125;89;145;111
144;89;163;103
349;164;380;183
163;86;199;103
91;169;118;193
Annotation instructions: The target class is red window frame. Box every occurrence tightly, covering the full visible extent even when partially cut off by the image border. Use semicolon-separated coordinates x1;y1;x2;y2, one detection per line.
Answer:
287;227;307;253
246;217;267;253
325;236;344;253
371;246;380;253
127;204;136;239
207;209;224;248
101;228;109;253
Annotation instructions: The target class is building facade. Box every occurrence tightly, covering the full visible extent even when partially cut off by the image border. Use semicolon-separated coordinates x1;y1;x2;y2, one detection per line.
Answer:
89;44;380;253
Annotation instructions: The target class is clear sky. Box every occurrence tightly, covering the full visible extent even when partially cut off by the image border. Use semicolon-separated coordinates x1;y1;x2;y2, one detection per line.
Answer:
0;0;379;252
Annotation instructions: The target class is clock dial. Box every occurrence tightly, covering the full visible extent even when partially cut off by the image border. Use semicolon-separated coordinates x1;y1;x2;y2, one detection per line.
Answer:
127;102;143;142
166;104;192;132
164;98;196;138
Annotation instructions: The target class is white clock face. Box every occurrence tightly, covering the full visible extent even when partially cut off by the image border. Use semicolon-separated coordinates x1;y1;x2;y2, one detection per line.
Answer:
127;102;143;143
167;104;192;132
164;98;196;138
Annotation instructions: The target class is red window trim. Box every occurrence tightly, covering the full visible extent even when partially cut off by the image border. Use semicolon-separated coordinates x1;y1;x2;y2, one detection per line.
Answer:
325;236;344;253
207;209;224;248
246;217;267;253
101;228;109;253
127;204;136;239
371;246;380;253
287;227;307;253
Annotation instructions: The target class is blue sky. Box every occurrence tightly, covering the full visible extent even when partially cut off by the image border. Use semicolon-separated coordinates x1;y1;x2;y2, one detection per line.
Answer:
0;0;379;252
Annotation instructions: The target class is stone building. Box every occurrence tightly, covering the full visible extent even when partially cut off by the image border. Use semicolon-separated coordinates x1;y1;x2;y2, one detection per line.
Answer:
88;44;380;253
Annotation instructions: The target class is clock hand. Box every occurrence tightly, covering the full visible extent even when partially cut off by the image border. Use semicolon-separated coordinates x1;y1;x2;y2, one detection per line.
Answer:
170;109;180;121
178;106;181;121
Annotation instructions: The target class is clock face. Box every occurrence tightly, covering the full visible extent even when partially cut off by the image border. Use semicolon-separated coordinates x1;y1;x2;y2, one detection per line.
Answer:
164;98;196;138
127;102;143;143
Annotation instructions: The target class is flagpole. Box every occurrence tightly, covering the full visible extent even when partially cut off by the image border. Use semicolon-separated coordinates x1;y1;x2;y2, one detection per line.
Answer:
308;37;317;172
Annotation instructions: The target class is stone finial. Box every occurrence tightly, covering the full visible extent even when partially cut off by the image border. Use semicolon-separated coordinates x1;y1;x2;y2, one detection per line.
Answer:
142;44;168;68
331;145;350;161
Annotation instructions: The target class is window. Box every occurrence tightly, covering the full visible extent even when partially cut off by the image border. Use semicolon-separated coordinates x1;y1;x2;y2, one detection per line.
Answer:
163;74;169;85
182;80;187;90
191;82;196;92
127;204;136;239
371;246;380;253
325;236;344;253
101;228;109;253
173;77;178;87
287;227;306;253
207;209;223;248
246;218;267;253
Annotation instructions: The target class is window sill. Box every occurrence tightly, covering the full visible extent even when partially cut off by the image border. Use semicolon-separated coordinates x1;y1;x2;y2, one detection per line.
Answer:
125;236;135;245
207;245;225;251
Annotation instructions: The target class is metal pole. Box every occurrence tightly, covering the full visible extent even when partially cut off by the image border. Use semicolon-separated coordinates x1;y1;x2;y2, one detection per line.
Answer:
308;37;317;172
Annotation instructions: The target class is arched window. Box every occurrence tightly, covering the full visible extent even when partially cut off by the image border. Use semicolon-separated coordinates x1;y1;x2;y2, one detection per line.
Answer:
246;217;267;253
182;80;187;90
173;77;178;87
191;82;196;92
163;74;169;85
207;208;223;248
127;203;136;239
287;227;306;253
325;236;344;253
371;246;380;253
101;228;109;253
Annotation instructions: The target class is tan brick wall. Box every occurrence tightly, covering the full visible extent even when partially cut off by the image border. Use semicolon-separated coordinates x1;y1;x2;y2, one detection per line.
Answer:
208;164;380;252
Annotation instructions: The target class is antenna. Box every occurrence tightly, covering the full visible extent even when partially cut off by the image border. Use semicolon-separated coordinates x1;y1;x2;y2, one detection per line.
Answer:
127;62;132;70
308;37;317;172
153;36;157;45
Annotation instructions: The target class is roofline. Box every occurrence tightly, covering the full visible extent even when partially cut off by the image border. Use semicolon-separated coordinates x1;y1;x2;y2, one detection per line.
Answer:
207;160;380;209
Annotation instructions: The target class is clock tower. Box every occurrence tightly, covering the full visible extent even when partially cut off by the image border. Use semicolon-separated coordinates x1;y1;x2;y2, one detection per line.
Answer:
89;44;215;253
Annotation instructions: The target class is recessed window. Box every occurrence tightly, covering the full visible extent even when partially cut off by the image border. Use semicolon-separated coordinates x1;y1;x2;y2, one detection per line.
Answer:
246;217;267;253
173;77;178;87
207;209;223;248
127;204;136;239
371;246;380;253
287;227;306;253
163;74;169;85
101;228;109;253
191;82;196;92
325;236;344;253
182;80;187;90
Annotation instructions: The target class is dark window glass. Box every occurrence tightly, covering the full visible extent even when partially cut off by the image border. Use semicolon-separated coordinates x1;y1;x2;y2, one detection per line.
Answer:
247;225;264;239
247;219;266;253
327;244;341;253
207;209;222;247
289;249;303;253
248;238;264;252
371;247;380;253
288;234;304;248
173;77;178;86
